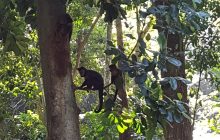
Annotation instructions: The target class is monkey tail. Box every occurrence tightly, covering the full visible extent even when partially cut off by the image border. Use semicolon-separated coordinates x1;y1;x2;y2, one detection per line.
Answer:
94;88;103;113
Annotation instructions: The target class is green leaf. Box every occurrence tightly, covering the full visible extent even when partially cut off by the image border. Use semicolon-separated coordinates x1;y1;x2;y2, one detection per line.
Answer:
176;101;187;112
175;77;191;84
142;58;149;67
177;93;183;100
135;73;147;84
174;112;183;123
145;33;151;41
169;77;177;90
157;32;167;51
159;107;167;115
193;0;202;4
123;119;132;124
166;111;173;122
196;11;209;19
167;57;182;67
117;124;125;133
182;112;191;120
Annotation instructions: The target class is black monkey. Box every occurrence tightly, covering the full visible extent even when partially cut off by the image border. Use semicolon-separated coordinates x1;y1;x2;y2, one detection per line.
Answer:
57;13;73;41
105;64;124;102
77;67;104;113
100;0;119;23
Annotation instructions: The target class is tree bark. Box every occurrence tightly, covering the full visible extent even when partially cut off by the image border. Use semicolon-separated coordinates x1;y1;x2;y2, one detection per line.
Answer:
105;23;112;89
162;33;192;140
153;1;193;140
115;17;131;140
37;0;80;139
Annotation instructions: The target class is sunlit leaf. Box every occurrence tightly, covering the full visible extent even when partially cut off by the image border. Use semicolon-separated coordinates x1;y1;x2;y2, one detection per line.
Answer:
116;124;125;133
177;93;183;100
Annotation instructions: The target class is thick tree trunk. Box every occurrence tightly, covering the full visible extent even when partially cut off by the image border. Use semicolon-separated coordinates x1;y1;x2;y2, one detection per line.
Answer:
37;0;80;139
161;33;192;140
115;17;131;140
152;1;193;139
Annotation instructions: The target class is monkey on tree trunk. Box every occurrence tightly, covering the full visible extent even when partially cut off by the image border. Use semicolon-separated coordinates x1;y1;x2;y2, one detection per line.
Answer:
105;64;128;108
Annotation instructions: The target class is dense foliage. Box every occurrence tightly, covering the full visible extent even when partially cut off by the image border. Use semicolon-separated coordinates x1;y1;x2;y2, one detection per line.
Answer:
0;0;219;139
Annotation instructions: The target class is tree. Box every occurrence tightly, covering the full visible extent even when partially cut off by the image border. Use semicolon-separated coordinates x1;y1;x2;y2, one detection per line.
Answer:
115;17;131;140
37;0;80;139
152;0;193;139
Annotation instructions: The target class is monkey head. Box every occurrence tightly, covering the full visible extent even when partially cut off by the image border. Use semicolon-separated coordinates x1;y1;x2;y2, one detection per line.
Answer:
77;67;87;77
109;64;119;76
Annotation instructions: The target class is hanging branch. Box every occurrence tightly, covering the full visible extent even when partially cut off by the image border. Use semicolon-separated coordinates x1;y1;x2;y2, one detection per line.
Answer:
72;10;102;79
128;18;152;59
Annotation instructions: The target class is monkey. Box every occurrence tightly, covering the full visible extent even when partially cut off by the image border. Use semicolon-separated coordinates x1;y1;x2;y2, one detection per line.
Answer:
104;64;128;107
57;13;73;41
99;0;119;23
77;67;104;113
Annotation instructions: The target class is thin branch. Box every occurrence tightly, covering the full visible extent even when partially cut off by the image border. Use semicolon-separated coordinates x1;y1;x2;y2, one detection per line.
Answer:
128;19;152;59
192;47;204;128
72;10;102;79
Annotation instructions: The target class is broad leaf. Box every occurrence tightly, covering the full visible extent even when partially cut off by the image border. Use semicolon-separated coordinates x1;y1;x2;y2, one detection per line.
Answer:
166;111;173;122
175;77;191;84
166;57;182;67
117;124;125;133
169;77;178;90
176;101;187;113
135;73;147;85
173;112;183;123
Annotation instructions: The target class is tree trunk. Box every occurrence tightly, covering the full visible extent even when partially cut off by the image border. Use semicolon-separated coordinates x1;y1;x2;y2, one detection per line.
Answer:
115;17;131;140
152;1;193;140
37;1;80;139
105;23;112;89
162;33;192;140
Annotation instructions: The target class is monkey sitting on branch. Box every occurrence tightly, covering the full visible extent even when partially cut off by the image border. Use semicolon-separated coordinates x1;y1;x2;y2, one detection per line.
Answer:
76;67;104;113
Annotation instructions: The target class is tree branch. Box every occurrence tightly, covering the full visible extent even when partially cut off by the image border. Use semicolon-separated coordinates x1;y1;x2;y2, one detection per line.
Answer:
72;10;102;79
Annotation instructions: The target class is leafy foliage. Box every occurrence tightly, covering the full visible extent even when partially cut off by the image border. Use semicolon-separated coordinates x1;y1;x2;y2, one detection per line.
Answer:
0;48;45;139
